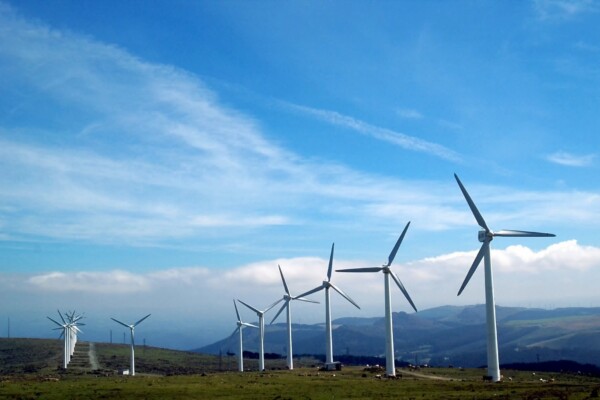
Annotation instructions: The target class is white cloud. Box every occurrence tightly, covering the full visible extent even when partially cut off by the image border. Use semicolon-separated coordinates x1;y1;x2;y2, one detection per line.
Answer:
6;240;600;346
396;108;423;119
28;270;151;293
21;240;600;302
546;151;595;167
533;0;597;21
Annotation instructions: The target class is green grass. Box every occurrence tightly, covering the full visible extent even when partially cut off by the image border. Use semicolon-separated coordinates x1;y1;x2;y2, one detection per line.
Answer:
1;367;600;399
2;338;600;399
0;338;63;374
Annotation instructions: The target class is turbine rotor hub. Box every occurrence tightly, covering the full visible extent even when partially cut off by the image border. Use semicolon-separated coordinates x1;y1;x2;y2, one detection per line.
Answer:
478;230;493;243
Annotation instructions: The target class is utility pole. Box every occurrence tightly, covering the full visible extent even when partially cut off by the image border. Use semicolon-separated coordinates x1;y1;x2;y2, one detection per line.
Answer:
110;329;112;344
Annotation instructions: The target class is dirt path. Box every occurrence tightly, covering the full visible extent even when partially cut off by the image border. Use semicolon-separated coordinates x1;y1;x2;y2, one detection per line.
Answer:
401;369;453;381
88;342;99;370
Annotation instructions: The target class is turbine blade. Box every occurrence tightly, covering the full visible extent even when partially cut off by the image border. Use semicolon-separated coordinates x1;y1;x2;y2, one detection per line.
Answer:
336;267;383;273
71;316;83;323
57;310;66;324
270;302;288;325
329;283;360;309
110;317;130;329
228;327;240;341
133;314;151;327
237;299;260;314
457;242;487;296
233;299;241;321
454;173;489;232
264;298;284;313
278;265;290;295
47;317;63;327
493;229;556;237
327;242;335;282
388;221;410;266
294;296;319;304
389;271;417;312
295;285;324;299
243;322;259;329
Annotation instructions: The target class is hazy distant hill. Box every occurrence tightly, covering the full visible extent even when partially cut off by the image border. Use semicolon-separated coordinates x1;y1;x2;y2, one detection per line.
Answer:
195;305;600;367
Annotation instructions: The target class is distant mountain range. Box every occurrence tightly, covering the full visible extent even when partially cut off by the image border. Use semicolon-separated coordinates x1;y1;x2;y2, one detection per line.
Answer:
195;305;600;367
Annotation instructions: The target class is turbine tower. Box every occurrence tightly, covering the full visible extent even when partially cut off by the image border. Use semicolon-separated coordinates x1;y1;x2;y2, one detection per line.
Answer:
237;299;280;372
111;314;151;376
337;222;417;377
454;173;555;382
230;299;258;372
296;243;360;367
270;264;318;370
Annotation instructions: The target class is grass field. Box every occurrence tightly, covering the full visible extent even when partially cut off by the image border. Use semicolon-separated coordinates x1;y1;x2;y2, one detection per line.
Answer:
2;366;600;399
2;338;600;399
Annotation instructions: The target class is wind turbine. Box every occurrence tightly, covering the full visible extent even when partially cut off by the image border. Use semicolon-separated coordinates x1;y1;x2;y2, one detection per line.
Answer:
230;299;258;372
47;309;84;369
270;264;318;370
337;222;417;377
111;314;151;376
454;173;555;382
296;243;360;367
237;299;280;372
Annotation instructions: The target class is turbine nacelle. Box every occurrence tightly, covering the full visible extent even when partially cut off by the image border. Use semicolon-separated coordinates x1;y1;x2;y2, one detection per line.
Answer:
478;230;491;242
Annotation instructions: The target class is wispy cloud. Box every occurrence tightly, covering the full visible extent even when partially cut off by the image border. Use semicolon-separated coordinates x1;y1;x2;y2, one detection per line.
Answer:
546;151;595;167
1;4;599;253
285;103;462;163
533;0;598;21
396;108;423;120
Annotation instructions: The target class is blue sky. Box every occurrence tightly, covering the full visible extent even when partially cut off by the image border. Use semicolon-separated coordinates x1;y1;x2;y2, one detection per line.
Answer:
1;1;600;349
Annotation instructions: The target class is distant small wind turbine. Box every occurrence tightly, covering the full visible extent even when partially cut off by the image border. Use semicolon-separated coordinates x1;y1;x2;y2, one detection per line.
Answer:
270;264;318;370
337;222;417;377
47;309;84;369
454;173;555;382
296;243;360;366
237;299;280;371
230;299;258;372
111;314;151;376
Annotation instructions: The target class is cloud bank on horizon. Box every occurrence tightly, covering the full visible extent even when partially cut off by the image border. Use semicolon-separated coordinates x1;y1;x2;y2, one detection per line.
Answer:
1;1;600;346
2;239;599;347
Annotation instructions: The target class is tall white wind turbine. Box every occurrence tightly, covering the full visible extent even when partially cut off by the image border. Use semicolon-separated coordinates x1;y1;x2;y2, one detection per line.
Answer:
454;173;555;382
270;264;318;370
111;314;151;376
337;222;417;377
237;299;280;372
296;243;360;366
230;299;258;372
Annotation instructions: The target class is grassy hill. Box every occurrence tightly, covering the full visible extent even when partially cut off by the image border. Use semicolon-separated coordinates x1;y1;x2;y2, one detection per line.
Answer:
3;337;600;399
0;338;315;375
